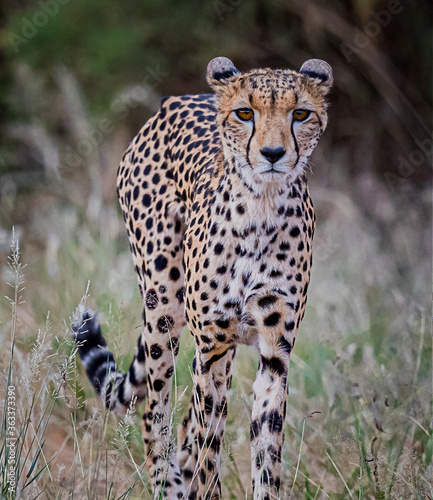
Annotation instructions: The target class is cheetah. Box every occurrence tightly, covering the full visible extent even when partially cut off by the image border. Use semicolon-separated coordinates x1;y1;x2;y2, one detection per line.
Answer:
73;57;333;499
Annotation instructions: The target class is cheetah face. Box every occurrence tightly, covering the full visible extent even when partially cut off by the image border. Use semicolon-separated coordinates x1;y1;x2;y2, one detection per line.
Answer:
207;57;333;194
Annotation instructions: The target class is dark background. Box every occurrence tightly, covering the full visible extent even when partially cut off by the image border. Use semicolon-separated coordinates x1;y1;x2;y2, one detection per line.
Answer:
1;0;432;197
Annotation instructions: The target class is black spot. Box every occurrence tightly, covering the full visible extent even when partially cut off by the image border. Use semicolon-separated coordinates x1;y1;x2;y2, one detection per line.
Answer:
215;318;230;329
155;254;168;271
258;295;278;308
250;419;261;440
199;468;206;484
153;379;165;392
256;450;265;470
145;217;153;230
290;226;300;237
267;444;280;464
150;344;163;359
157;315;174;333
269;269;282;278
264;312;281;327
142;194;151;207
176;287;185;304
169;267;180;281
204;395;214;415
285;322;295;334
146;289;158;309
268;410;283;433
214;243;224;255
215;398;228;417
261;468;274;486
183;469;193;479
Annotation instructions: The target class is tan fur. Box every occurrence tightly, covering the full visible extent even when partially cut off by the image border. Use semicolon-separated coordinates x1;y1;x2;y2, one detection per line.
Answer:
112;58;332;499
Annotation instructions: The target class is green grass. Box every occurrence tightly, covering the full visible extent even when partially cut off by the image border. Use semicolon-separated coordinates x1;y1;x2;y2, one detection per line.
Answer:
0;172;431;499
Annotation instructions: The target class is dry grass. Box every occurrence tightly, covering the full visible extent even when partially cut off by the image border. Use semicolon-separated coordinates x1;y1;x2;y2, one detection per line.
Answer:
0;159;431;499
0;63;431;499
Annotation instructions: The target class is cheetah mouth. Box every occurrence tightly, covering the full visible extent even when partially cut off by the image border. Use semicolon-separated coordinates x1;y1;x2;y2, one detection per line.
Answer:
261;166;287;174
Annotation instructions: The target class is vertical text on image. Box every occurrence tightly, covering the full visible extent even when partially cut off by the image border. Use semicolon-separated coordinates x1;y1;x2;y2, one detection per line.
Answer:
6;385;17;493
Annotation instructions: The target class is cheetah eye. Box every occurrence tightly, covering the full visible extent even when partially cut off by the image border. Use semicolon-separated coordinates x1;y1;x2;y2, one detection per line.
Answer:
235;108;254;121
293;109;311;122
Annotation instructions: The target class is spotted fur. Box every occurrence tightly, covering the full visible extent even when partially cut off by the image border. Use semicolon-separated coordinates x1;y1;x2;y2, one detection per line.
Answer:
73;57;332;499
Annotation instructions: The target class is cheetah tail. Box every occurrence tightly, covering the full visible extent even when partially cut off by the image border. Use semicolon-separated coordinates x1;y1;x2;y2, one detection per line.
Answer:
71;306;147;413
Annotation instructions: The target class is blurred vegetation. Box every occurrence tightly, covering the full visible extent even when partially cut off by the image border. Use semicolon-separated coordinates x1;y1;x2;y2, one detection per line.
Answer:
0;0;432;189
0;0;431;498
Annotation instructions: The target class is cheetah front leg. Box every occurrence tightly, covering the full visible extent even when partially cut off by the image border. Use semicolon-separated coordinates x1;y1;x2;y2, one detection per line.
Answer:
190;344;237;500
177;393;200;497
250;295;297;500
140;301;186;498
139;274;188;498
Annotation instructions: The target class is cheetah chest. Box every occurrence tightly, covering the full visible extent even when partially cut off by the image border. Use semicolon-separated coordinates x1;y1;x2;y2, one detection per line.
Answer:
183;181;314;346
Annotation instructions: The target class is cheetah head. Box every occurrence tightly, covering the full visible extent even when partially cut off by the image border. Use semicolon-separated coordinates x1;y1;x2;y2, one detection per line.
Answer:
207;57;333;194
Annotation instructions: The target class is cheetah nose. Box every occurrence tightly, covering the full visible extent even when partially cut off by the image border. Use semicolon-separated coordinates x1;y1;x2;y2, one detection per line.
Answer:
260;147;286;164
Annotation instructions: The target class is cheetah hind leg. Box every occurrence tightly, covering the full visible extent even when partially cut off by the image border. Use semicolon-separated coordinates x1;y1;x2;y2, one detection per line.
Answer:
72;306;148;414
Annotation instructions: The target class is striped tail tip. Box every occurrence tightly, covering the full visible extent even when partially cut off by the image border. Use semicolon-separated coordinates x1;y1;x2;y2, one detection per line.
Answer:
72;306;116;397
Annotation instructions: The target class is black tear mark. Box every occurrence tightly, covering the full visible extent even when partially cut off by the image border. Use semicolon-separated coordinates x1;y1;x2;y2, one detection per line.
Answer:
246;117;256;167
290;117;300;167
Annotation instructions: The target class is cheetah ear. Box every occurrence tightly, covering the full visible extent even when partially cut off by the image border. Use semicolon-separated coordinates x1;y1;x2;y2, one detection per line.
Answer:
207;57;241;92
299;59;333;93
